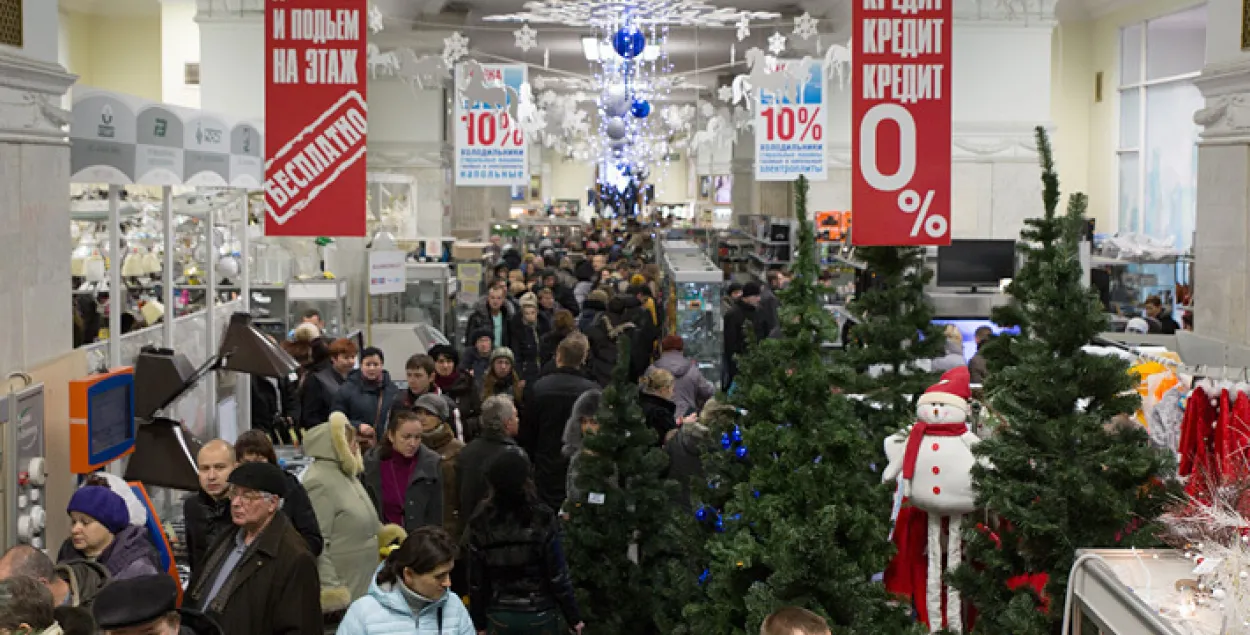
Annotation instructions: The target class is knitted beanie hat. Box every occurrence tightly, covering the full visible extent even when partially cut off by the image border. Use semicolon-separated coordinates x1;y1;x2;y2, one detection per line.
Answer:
67;486;129;534
490;347;515;365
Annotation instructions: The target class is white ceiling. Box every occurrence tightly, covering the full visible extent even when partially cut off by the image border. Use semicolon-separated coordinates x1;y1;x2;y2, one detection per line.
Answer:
60;0;161;17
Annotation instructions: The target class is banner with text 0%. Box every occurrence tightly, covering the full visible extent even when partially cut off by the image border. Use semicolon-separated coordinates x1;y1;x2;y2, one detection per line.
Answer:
455;63;528;187
755;57;827;182
265;0;368;237
851;0;952;246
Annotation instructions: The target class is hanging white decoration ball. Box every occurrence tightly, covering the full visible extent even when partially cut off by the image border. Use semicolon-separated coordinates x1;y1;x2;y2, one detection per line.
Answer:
605;95;631;118
605;117;628;140
1213;588;1227;600
216;254;240;280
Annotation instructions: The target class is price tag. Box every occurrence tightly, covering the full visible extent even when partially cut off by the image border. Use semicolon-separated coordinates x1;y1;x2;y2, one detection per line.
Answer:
588;492;606;505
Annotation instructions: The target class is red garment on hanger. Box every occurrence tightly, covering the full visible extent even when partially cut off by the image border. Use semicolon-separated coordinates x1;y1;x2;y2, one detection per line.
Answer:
1224;391;1250;477
1179;386;1217;499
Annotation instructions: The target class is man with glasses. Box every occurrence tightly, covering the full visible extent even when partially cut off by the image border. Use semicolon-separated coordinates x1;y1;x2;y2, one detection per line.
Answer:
184;462;322;634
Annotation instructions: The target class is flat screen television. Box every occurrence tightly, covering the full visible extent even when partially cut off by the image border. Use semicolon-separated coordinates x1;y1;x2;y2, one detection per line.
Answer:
936;239;1017;291
931;319;1022;361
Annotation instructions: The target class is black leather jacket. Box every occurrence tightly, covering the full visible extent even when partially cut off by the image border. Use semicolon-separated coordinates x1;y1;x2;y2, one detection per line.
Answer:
466;505;580;629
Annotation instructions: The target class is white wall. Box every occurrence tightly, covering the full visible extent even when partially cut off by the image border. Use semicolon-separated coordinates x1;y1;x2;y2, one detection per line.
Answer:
368;80;445;143
161;0;201;108
60;10;163;101
15;0;59;63
198;16;263;120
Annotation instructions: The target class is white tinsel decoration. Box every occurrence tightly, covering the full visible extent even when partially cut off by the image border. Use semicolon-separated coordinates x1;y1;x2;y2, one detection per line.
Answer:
1162;476;1250;631
736;15;750;41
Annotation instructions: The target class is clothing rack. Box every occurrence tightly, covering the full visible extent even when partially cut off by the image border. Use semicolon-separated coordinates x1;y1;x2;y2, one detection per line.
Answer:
1091;336;1249;382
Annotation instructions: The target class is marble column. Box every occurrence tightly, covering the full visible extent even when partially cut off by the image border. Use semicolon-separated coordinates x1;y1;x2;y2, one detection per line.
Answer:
0;7;78;378
1192;0;1250;342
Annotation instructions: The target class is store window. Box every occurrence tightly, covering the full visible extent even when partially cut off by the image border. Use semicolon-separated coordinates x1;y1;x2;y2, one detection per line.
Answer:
1117;5;1206;251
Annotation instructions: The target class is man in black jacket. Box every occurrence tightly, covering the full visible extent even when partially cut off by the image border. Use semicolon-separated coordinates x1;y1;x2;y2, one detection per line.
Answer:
539;269;580;316
583;295;640;386
233;431;323;560
182;440;236;577
723;281;769;388
457;394;524;522
521;334;598;509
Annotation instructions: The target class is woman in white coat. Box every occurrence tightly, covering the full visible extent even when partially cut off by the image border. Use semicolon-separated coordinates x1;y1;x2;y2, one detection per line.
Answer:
304;412;406;614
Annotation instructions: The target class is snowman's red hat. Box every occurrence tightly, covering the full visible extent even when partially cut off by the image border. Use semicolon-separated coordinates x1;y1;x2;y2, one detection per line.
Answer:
917;366;971;413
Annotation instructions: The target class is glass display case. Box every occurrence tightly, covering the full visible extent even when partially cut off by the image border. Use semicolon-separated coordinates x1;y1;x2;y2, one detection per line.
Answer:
1068;548;1210;635
665;253;724;388
287;278;350;336
517;218;586;256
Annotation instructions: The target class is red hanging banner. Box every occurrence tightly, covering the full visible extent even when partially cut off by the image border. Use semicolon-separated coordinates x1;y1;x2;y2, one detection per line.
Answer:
851;0;952;246
264;0;368;237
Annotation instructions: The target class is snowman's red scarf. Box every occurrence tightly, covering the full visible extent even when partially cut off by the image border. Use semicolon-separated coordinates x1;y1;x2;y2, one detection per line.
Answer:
901;422;969;480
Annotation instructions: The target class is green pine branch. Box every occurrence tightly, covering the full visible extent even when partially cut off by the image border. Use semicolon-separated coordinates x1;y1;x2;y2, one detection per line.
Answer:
948;127;1176;635
681;177;919;635
565;336;687;635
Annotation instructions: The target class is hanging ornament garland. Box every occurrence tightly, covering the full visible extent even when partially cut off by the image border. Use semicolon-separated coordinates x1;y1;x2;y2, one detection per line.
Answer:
482;0;779;27
514;23;538;52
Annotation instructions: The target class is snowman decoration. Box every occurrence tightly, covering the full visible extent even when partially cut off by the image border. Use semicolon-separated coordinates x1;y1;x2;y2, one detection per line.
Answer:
882;366;982;633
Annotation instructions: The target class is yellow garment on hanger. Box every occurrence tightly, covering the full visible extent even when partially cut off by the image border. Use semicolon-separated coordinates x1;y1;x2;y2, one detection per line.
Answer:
1130;353;1182;427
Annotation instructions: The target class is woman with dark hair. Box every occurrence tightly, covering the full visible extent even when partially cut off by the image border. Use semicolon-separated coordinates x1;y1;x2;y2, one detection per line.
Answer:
299;336;358;431
361;409;444;533
465;451;583;634
333;346;399;440
539;309;576;369
428;344;481;442
336;526;475;635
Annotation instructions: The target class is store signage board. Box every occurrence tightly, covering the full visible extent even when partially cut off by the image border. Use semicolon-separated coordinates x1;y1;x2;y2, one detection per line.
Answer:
368;250;406;295
754;58;827;182
71;90;139;185
70;87;265;188
184;113;232;187
230;123;264;189
135;105;185;185
454;63;528;186
264;0;368;236
851;0;952;246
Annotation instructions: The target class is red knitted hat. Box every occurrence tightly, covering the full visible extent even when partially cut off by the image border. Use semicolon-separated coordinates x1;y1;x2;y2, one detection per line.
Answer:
917;366;971;413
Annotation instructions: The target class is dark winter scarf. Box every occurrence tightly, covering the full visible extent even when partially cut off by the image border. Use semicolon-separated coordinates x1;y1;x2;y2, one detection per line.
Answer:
434;370;460;392
422;422;455;451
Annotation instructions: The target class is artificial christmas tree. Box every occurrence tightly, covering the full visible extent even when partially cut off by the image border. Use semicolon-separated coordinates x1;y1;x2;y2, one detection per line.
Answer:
947;127;1174;634
564;337;686;635
682;176;918;635
842;243;946;432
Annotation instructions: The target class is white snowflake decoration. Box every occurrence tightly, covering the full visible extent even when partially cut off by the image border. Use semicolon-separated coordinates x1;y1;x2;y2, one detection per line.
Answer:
368;3;385;34
514;23;538;52
768;32;787;55
717;85;734;103
700;101;716;118
443;32;470;65
736;15;751;41
793;12;819;40
539;90;558;106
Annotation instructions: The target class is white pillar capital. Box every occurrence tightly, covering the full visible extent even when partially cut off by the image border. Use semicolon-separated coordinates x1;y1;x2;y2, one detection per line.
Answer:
195;0;263;23
952;0;1056;27
0;49;77;145
1193;61;1250;145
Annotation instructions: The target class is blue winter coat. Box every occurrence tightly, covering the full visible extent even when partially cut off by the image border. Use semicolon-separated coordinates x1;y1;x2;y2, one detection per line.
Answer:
337;566;475;635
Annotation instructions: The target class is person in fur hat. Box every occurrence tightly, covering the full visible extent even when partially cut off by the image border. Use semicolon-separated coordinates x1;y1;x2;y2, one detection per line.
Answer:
301;413;406;617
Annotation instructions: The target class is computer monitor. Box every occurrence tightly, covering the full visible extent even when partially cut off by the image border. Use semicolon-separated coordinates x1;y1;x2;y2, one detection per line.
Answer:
69;368;137;474
936;240;1017;291
931;318;1021;361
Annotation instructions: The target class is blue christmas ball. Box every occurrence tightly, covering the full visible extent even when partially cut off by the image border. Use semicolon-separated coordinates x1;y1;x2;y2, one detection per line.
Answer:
714;517;725;532
814;455;823;464
752;489;761;498
720;433;732;450
695;507;708;521
613;27;645;58
630;99;651;118
730;513;742;521
731;426;742;443
736;446;748;459
698;568;710;585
